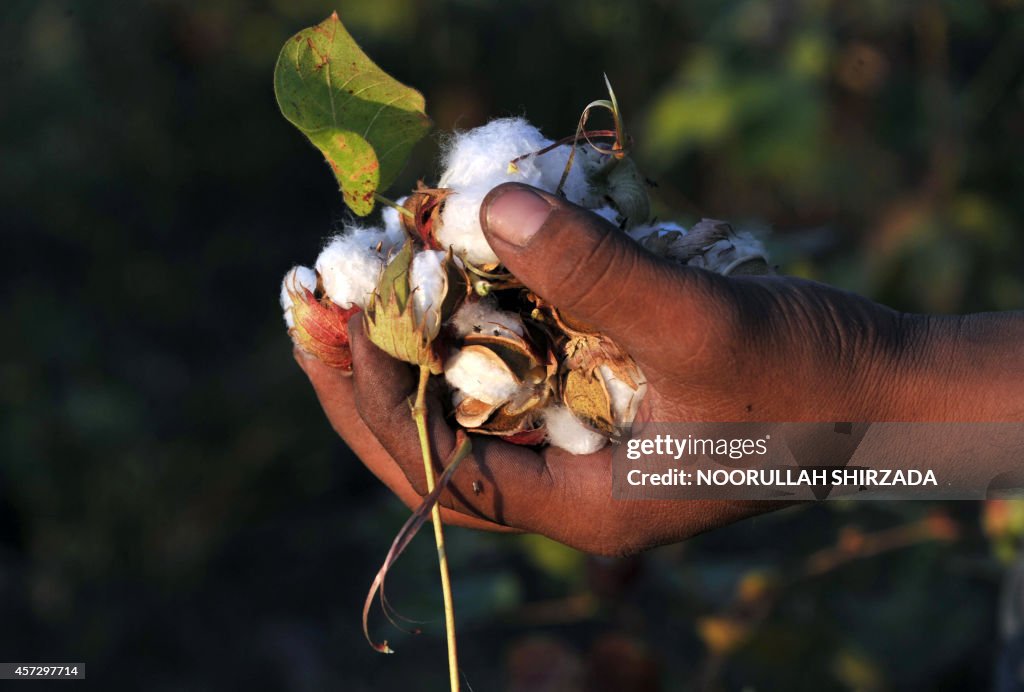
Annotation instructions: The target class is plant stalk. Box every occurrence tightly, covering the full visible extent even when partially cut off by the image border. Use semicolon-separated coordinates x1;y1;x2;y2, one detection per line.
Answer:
374;192;415;219
413;365;459;692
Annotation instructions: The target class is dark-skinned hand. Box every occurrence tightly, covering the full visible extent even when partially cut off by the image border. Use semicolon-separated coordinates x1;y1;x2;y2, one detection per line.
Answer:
294;183;1024;556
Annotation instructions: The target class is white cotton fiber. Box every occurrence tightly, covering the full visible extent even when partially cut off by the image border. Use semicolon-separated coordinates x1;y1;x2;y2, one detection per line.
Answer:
437;119;556;265
449;298;525;339
438;118;551;190
343;224;394;252
315;227;388;309
435;119;618;264
444;348;521;406
380;196;409;251
543;405;607;455
435;184;501;265
409;249;447;333
439;118;608;206
599;364;647;428
280;265;318;328
532;144;606;208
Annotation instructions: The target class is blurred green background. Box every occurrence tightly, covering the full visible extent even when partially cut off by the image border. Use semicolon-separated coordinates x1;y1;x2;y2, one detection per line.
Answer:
3;0;1024;689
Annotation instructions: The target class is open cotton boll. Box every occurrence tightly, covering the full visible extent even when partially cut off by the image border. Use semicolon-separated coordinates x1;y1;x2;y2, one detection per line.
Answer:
438;118;551;190
280;265;318;328
543;405;607;455
444;348;521;406
449;298;525;339
315;229;387;309
409;249;447;333
436;184;500;266
599;364;647;428
438;118;610;207
435;120;620;264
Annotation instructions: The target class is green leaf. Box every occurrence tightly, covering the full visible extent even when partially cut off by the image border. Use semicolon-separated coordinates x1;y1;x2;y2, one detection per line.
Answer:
274;12;431;215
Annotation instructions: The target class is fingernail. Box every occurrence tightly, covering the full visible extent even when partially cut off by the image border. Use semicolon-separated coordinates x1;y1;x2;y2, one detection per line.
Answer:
483;185;553;247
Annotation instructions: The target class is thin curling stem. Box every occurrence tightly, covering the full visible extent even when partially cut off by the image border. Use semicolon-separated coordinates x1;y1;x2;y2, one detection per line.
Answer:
413;365;460;692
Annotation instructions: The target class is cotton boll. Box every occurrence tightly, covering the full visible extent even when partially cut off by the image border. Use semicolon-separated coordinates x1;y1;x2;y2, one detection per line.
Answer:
599;364;647;428
435;119;619;263
436;184;500;266
315;229;387;309
435;119;561;265
409;249;447;334
438;118;551;190
444;347;521;406
543;405;607;455
449;298;525;339
280;265;318;328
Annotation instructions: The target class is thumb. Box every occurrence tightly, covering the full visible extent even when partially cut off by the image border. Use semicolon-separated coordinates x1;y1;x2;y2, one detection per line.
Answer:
479;182;723;366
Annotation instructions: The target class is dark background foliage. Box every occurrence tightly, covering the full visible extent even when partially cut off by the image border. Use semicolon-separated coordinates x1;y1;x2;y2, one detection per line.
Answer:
2;0;1023;689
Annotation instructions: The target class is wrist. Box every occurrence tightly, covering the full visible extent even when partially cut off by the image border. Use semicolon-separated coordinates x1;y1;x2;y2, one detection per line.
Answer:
878;312;1024;422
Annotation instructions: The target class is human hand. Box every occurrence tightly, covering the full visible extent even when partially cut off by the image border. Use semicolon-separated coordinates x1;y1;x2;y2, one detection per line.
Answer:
295;182;1022;555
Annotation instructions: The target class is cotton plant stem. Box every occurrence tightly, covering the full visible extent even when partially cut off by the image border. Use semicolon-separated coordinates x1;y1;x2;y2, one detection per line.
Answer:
374;192;414;219
413;365;460;692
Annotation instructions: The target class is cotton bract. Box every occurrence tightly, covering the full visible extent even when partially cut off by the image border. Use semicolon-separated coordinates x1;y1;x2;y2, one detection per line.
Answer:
280;265;318;328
